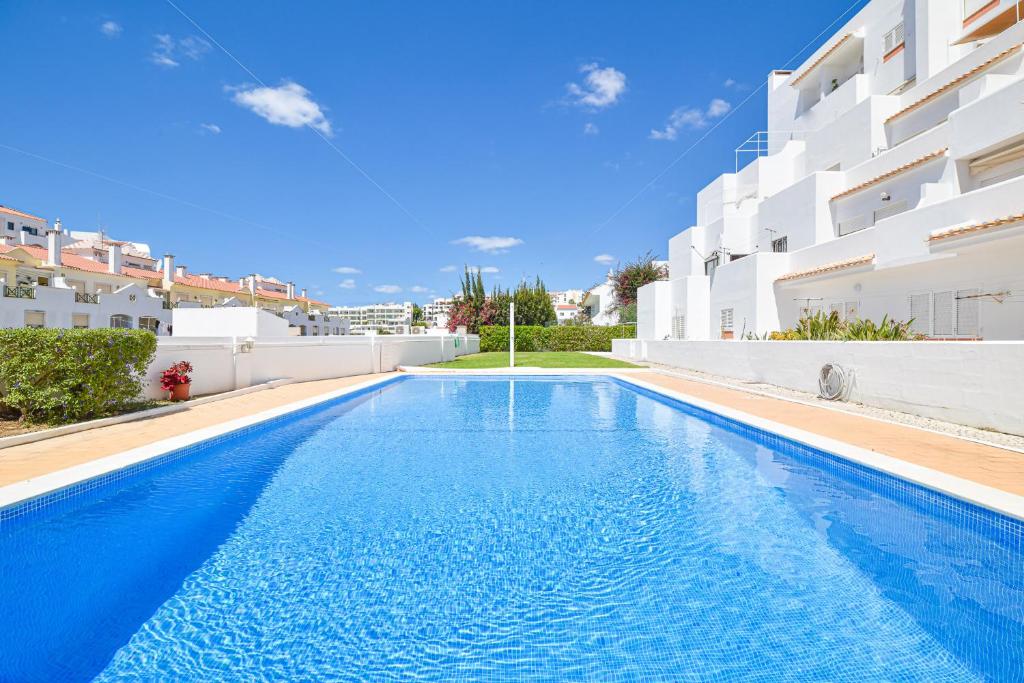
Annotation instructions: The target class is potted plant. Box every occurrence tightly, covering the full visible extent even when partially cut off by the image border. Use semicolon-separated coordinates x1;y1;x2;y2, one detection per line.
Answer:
160;360;194;401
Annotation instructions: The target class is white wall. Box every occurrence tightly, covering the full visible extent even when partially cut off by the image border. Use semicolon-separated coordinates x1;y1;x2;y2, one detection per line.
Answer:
637;281;673;340
613;338;1024;436
172;307;290;338
144;334;479;399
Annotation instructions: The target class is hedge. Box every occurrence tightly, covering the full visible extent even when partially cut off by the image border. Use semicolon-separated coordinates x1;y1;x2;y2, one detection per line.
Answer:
0;328;157;424
479;325;635;352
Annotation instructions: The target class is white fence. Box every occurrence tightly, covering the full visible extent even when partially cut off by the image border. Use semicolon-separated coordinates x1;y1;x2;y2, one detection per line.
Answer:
613;338;1024;437
144;334;479;400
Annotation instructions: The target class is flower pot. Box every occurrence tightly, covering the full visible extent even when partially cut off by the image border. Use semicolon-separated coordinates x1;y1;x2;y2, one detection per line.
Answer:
170;382;191;402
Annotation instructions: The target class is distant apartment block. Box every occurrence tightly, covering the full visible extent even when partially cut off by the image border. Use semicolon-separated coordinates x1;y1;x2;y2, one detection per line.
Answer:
330;302;413;335
638;0;1024;342
422;297;452;328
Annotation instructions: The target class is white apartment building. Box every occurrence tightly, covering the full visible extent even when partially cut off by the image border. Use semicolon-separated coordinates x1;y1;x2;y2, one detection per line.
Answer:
639;0;1024;342
549;289;584;306
1;222;169;332
330;302;413;335
1;209;344;336
422;297;452;328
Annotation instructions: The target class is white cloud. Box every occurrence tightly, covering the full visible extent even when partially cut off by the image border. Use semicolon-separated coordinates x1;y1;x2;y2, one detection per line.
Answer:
230;81;333;136
439;265;457;273
467;266;500;274
593;254;615;265
724;78;736;88
452;235;524;254
150;34;210;68
566;63;627;109
583;122;600;135
410;285;429;293
332;266;361;274
649;98;732;141
707;98;731;118
338;279;357;289
199;123;221;135
374;284;402;294
100;21;122;38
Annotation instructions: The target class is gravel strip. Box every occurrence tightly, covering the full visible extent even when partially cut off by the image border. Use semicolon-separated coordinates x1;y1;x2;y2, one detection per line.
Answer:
622;359;1024;453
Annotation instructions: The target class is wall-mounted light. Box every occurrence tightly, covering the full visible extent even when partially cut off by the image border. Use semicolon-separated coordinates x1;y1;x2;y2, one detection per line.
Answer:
880;191;891;202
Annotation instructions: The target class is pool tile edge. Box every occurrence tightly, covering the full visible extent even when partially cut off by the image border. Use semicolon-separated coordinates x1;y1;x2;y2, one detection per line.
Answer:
0;374;404;513
612;373;1024;523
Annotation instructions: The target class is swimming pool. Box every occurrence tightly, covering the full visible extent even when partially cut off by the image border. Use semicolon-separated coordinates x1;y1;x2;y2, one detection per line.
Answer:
0;375;1021;680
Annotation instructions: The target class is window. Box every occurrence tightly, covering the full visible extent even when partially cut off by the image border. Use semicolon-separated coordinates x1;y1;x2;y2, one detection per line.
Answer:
844;301;859;320
109;314;133;329
908;290;980;337
139;316;160;333
720;308;734;331
883;22;905;56
969;140;1024;189
72;313;90;329
704;255;719;277
24;310;45;328
5;221;12;231
672;314;686;340
771;236;788;253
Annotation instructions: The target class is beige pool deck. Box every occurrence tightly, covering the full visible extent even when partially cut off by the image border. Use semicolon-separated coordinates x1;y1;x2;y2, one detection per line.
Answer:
0;368;1022;507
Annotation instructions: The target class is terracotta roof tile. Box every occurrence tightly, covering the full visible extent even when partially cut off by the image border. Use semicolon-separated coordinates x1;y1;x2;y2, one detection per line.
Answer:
929;213;1024;242
776;253;875;283
791;34;854;86
886;43;1022;124
0;205;45;222
174;273;245;293
830;148;948;201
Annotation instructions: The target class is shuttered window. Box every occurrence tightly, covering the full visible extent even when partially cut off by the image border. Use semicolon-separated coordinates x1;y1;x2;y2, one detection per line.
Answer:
672;315;686;340
956;289;980;337
720;308;734;331
883;22;904;55
933;291;955;336
909;293;931;335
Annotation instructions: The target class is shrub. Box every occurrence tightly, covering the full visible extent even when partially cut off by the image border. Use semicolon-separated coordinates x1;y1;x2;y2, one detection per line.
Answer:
479;325;636;352
0;328;157;424
764;312;919;341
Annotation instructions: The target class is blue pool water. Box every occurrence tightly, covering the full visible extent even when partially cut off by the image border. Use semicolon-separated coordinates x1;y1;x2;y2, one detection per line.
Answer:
1;376;1021;681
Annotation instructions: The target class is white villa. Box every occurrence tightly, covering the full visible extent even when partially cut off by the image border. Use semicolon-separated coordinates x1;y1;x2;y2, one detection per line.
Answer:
330;302;414;335
0;207;344;336
637;0;1024;342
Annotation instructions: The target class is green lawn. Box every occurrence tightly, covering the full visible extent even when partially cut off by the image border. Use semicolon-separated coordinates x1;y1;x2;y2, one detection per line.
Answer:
427;351;641;369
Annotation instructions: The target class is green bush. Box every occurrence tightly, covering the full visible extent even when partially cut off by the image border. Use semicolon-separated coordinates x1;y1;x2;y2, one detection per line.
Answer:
479;325;635;352
0;328;157;424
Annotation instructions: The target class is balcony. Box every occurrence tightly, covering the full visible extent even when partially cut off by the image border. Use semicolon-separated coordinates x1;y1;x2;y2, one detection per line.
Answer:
162;300;175;310
4;285;35;299
958;0;1023;44
75;292;100;304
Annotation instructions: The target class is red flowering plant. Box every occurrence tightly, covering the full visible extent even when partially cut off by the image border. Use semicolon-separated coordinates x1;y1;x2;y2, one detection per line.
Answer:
159;361;193;392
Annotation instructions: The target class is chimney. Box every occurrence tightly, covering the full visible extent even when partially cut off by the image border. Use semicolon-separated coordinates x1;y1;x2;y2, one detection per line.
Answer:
175;265;188;277
301;287;308;299
108;243;122;275
248;274;257;302
46;219;63;267
162;254;175;289
286;281;296;299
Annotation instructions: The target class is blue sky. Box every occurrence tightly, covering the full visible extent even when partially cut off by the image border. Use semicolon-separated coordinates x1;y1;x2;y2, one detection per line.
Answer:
0;0;867;304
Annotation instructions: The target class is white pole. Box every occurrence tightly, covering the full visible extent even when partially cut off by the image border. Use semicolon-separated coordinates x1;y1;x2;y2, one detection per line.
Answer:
509;301;515;368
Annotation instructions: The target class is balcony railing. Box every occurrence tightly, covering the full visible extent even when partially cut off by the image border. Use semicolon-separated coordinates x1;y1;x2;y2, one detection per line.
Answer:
3;285;35;299
75;292;100;304
162;301;175;310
